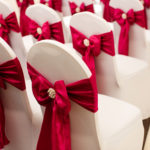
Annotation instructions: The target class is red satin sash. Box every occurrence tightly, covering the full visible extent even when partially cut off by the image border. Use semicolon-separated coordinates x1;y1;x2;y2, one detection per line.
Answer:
69;2;94;15
0;12;20;45
27;63;98;150
111;8;147;55
16;0;34;36
29;19;65;43
40;0;62;12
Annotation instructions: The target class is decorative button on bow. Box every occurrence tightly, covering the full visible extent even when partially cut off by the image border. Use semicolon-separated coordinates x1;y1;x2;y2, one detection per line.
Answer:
27;63;98;150
69;2;94;15
29;19;65;43
112;8;147;55
0;12;20;45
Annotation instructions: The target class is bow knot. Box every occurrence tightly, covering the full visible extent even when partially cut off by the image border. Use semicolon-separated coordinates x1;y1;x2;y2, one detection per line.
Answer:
29;21;51;41
114;9;135;25
29;19;65;43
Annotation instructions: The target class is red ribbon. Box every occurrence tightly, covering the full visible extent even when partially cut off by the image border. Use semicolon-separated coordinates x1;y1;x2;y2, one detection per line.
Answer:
16;0;34;36
40;0;62;12
27;63;98;150
70;26;115;78
69;2;94;15
112;8;147;55
0;12;20;45
101;0;115;22
29;19;65;43
0;58;26;149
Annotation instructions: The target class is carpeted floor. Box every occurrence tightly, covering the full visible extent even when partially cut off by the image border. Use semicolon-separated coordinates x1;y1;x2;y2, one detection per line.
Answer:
143;118;150;149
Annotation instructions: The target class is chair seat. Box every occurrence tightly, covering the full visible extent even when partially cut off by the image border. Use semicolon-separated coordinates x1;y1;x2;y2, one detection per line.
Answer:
114;54;149;85
96;94;144;150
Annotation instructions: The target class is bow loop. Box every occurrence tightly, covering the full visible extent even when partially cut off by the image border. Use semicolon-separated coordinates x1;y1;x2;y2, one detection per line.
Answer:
80;2;86;11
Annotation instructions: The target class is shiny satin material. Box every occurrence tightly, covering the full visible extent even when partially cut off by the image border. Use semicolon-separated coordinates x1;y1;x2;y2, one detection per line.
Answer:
0;58;26;149
69;2;94;15
112;9;147;55
29;19;65;43
40;0;62;12
143;0;150;8
27;63;98;150
100;0;114;22
70;26;115;80
0;12;20;45
16;0;34;36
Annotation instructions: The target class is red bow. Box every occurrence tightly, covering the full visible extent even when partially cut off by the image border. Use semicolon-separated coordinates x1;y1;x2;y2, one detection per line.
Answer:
27;63;98;150
40;0;62;12
112;8;147;55
0;58;26;149
70;26;115;77
16;0;34;36
0;12;20;45
69;2;94;15
29;19;65;43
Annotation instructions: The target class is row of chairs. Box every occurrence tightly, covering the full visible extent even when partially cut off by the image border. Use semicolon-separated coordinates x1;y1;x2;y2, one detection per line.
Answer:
0;0;149;150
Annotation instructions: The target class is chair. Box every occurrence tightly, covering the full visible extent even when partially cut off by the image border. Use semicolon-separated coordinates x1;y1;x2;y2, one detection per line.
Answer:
27;40;144;150
69;12;150;119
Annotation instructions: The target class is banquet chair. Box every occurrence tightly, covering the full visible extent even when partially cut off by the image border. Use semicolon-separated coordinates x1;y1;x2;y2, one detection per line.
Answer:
27;40;144;150
25;4;69;47
69;12;150;119
0;38;33;150
109;0;150;61
0;0;26;62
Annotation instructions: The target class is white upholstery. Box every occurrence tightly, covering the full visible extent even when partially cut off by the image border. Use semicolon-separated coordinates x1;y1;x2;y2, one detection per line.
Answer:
27;40;144;150
69;12;150;119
